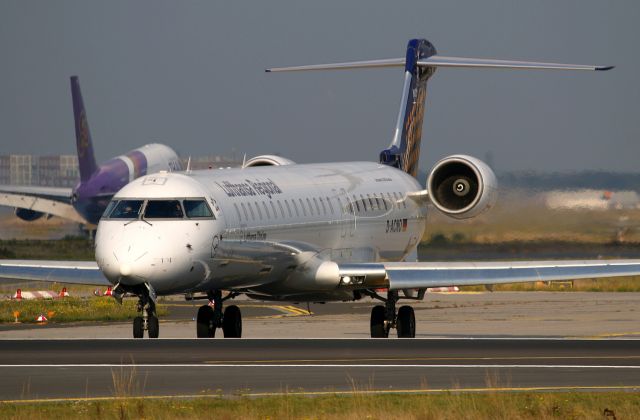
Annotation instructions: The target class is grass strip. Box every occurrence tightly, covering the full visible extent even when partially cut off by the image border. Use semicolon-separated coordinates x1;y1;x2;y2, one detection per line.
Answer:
0;297;167;323
0;392;638;419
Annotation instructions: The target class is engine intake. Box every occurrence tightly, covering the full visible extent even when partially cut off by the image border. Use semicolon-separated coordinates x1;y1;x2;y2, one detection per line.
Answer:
14;208;46;222
427;155;497;219
243;155;295;168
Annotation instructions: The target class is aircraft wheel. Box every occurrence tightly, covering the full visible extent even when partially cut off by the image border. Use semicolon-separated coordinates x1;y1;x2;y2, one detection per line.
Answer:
223;305;242;338
147;315;160;338
133;316;144;339
196;305;215;338
397;305;415;338
370;305;388;338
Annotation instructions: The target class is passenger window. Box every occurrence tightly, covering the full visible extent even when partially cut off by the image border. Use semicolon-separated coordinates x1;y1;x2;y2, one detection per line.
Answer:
247;202;255;220
254;202;262;220
270;201;277;219
292;200;300;217
313;197;321;215
102;200;119;219
144;200;184;219
367;194;375;210
183;199;214;218
262;202;270;219
306;198;314;216
336;197;344;214
380;194;388;211
299;199;307;216
277;201;285;218
285;200;293;217
326;197;334;214
233;203;242;221
240;203;249;220
359;195;368;212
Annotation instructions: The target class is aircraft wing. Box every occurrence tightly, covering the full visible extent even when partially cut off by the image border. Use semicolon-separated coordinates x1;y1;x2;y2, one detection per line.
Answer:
0;185;73;202
337;260;640;290
0;186;87;224
0;260;109;285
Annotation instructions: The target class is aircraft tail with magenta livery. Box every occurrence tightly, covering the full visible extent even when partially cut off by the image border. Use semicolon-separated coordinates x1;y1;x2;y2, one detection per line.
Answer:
71;75;99;183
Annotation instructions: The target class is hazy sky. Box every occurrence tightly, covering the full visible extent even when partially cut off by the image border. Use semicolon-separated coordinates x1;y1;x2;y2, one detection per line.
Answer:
0;1;638;172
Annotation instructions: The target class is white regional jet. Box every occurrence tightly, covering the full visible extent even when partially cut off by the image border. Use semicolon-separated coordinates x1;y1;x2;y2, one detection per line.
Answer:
2;39;637;339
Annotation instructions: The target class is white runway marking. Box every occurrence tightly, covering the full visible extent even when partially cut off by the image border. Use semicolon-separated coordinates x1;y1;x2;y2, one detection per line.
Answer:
1;364;639;369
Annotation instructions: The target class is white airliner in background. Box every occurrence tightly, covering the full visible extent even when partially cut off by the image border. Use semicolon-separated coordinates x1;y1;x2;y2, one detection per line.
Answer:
2;39;637;339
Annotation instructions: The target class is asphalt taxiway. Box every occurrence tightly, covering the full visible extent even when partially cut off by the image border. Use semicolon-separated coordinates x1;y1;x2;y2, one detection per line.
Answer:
0;338;639;401
1;292;639;400
1;292;639;339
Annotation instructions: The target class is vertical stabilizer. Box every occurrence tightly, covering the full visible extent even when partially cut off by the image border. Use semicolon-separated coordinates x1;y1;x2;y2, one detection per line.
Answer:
265;38;612;179
379;39;437;178
70;76;98;182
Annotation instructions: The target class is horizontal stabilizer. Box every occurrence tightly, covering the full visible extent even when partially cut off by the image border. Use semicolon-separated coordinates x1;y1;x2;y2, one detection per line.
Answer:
266;58;404;72
418;56;613;71
266;56;613;73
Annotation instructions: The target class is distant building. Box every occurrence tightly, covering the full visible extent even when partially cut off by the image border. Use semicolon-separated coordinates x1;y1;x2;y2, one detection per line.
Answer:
542;189;640;210
38;155;79;187
0;154;79;187
9;155;38;185
0;153;241;187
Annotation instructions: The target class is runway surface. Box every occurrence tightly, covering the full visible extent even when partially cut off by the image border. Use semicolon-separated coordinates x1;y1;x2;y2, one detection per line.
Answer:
1;338;639;401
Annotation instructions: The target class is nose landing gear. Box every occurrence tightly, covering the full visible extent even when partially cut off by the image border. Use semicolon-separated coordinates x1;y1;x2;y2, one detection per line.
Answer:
196;290;241;338
131;284;159;339
367;290;417;338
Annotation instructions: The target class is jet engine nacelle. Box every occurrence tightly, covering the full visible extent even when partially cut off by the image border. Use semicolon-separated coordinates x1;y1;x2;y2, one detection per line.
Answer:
14;208;46;222
243;155;295;168
426;154;498;219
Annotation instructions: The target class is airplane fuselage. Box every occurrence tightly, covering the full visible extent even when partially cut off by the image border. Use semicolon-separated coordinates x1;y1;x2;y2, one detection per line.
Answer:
72;143;182;225
95;162;426;300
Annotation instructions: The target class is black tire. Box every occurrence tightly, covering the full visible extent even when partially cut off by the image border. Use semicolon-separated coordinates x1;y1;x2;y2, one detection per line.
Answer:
197;305;215;338
223;305;242;338
370;305;388;338
147;315;160;338
397;305;415;338
133;316;144;339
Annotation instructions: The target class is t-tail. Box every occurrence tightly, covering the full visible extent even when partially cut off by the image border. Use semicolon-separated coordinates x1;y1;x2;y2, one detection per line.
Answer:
266;38;613;178
70;76;98;182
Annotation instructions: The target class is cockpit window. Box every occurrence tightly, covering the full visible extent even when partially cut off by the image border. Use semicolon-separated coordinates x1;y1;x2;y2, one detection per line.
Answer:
183;199;214;218
144;200;184;219
102;200;119;219
110;200;144;219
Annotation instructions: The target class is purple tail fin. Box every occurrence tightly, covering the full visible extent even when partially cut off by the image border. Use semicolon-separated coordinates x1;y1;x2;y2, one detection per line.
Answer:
70;76;98;182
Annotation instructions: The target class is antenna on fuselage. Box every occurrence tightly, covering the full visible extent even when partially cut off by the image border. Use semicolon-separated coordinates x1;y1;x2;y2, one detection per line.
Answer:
186;156;192;173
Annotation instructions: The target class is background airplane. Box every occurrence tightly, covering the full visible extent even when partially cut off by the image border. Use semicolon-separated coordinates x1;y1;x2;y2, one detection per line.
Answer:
0;76;182;228
2;39;635;340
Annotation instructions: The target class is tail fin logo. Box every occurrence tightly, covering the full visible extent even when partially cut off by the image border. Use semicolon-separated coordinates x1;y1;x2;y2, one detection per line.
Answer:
380;39;437;178
78;110;89;159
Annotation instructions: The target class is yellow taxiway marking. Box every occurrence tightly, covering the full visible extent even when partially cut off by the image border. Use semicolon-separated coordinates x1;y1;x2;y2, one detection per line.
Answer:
3;385;639;404
204;355;640;364
161;303;312;317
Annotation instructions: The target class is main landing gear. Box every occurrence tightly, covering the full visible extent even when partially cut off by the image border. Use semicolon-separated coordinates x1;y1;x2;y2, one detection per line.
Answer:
131;286;159;339
367;290;417;338
196;290;242;338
